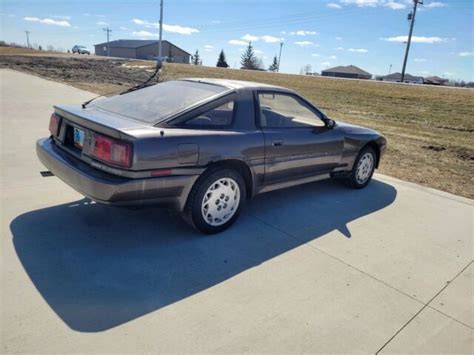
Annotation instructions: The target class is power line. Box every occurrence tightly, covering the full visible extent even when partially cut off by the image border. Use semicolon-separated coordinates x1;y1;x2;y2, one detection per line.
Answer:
187;7;362;34
102;27;112;56
24;30;31;48
401;0;423;83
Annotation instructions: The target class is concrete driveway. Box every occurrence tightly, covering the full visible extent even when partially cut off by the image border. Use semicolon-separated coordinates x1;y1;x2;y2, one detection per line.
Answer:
1;69;472;354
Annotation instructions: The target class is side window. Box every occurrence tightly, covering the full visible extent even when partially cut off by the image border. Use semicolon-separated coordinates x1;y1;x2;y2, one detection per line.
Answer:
258;93;325;128
184;100;235;127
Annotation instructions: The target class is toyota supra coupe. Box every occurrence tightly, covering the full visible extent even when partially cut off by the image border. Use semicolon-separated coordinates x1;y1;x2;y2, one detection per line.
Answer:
37;78;386;233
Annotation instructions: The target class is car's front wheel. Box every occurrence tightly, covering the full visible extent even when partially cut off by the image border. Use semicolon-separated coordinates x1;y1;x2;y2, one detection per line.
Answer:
346;146;376;189
184;168;245;234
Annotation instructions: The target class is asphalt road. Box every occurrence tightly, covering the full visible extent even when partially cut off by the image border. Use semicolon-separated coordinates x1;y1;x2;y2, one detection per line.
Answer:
1;69;472;353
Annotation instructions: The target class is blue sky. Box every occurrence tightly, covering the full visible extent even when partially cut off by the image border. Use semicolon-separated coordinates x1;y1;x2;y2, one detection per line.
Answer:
1;0;473;80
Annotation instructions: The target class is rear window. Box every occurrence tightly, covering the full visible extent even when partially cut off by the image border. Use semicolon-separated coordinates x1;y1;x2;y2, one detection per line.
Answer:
91;80;230;123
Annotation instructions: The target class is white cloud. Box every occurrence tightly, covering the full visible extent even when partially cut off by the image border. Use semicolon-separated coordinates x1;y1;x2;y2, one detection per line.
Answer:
335;46;345;50
132;18;148;26
163;24;199;35
327;3;343;9
336;36;343;40
414;58;427;62
52;15;71;20
348;48;368;52
211;19;221;24
382;35;447;43
294;41;315;46
341;0;378;7
229;39;248;46
290;30;318;36
322;62;332;66
204;45;214;49
96;21;108;25
119;26;130;31
23;16;71;27
311;53;321;57
242;34;259;42
383;1;407;10
255;49;264;54
340;0;433;10
425;2;447;8
459;51;474;57
261;35;282;43
328;55;337;59
132;18;199;35
131;31;158;38
443;72;455;77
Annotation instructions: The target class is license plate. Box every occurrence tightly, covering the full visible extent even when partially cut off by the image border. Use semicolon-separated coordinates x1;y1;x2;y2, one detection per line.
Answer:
73;127;85;149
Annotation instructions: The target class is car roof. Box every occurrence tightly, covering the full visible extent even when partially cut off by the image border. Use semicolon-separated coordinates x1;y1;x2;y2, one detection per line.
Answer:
179;78;292;92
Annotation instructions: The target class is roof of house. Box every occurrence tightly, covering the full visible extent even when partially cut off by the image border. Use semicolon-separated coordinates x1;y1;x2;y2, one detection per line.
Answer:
425;76;449;84
94;39;191;55
381;72;424;81
321;65;372;76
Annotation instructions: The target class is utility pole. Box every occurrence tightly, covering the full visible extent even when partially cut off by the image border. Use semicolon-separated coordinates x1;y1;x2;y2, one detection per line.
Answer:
158;0;164;59
25;30;31;48
401;0;423;82
277;42;284;72
388;64;392;75
103;27;112;56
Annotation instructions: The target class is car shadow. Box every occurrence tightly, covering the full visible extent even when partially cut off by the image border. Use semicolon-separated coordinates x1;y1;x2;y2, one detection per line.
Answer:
10;178;396;332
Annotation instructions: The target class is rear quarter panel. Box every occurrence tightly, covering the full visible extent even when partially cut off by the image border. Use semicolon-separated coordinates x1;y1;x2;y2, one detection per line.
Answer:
128;128;265;171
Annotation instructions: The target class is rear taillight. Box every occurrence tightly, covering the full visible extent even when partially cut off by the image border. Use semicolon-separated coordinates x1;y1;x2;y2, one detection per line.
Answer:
91;133;133;168
49;113;60;136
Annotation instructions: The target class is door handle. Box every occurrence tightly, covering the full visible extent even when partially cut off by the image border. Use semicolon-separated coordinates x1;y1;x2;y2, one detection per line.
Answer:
272;140;283;147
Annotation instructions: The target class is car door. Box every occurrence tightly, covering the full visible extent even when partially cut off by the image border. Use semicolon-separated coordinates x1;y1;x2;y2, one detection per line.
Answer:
257;91;344;184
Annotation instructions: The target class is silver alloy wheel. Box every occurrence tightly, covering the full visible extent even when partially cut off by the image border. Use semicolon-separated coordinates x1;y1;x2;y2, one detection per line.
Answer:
356;152;374;184
201;177;241;227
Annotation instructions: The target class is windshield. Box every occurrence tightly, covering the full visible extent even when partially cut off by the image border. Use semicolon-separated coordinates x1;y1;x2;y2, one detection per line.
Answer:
91;80;230;124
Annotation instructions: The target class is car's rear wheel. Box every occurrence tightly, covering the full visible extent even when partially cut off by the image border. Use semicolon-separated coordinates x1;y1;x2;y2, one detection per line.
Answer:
346;146;376;189
183;168;245;234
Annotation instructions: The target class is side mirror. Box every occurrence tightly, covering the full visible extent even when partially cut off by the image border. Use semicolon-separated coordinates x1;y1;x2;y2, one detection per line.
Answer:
325;118;336;129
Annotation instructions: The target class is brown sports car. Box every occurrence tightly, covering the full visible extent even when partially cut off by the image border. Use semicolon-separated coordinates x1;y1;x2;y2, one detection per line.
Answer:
37;78;386;233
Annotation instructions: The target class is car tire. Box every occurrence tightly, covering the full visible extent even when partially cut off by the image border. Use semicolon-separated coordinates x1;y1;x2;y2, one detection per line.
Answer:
346;146;376;189
183;168;246;234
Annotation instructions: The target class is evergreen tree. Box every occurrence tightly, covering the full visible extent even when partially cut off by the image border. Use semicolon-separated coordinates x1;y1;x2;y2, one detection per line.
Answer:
216;49;229;68
192;50;200;65
240;42;258;70
268;55;279;72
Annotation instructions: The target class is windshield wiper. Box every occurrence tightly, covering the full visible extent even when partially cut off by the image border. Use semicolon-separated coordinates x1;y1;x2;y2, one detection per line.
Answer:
119;59;163;95
82;59;163;109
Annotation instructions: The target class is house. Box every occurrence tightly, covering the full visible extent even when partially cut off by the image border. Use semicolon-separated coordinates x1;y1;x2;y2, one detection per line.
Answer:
424;76;449;86
94;39;191;63
379;72;424;84
321;65;372;80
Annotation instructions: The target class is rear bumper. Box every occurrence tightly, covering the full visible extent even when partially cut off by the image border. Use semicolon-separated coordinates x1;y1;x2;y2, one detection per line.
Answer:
36;138;199;210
